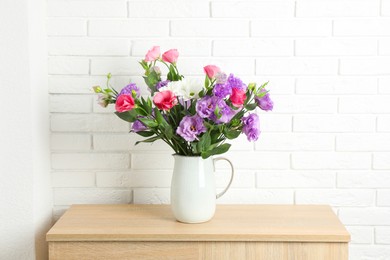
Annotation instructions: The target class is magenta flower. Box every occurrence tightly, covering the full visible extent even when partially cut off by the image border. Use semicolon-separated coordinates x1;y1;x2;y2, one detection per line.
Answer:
153;90;178;110
230;88;247;107
242;113;260;141
203;65;221;78
115;94;135;112
162;49;179;64
176;115;207;142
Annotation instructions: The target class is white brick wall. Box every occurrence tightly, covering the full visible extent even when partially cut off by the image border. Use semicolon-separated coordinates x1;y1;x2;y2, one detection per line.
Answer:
48;0;390;258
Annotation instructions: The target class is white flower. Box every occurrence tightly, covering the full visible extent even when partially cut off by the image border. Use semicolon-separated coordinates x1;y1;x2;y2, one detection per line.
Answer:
159;78;203;100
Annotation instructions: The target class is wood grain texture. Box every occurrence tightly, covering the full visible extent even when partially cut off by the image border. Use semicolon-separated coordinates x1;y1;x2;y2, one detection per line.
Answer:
46;204;350;242
49;241;348;260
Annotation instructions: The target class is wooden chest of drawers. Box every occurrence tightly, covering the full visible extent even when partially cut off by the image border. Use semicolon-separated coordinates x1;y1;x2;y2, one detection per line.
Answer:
47;204;350;260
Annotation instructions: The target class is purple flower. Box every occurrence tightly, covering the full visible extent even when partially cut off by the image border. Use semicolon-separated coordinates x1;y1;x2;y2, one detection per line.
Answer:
132;120;147;132
226;73;246;91
119;83;140;98
196;95;218;119
155;80;170;91
212;74;246;98
242;113;260;141
213;83;232;98
196;96;236;124
176;115;207;142
255;91;273;111
213;99;236;124
245;127;261;142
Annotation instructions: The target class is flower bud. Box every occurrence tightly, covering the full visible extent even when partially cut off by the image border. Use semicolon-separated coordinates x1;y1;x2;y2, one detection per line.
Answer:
248;83;256;92
93;86;102;93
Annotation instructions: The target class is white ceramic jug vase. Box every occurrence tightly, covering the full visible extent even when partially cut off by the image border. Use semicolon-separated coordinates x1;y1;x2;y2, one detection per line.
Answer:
170;155;234;223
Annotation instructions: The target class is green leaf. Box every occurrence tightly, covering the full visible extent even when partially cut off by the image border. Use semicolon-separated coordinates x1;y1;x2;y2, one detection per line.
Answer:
223;129;241;139
245;103;257;111
135;136;161;146
259;81;269;89
209;128;222;144
201;143;231;159
164;125;174;139
139;61;149;71
115;110;138;123
136;131;155;137
143;70;160;92
191;142;199;154
154;108;168;127
197;132;211;152
204;76;210;89
138;118;158;128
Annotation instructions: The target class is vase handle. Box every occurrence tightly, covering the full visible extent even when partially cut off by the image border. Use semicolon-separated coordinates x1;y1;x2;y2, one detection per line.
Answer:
213;157;234;199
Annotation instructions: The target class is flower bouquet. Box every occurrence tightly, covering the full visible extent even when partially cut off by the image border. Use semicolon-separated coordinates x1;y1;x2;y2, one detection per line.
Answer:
93;46;273;158
93;46;273;223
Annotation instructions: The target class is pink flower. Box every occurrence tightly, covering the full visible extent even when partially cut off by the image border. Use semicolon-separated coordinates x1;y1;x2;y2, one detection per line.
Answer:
115;94;135;112
162;49;179;64
203;65;221;78
230;88;246;107
144;46;160;62
153;90;178;110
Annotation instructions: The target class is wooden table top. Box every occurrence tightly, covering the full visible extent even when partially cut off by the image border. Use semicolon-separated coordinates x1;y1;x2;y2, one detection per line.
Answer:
46;204;350;243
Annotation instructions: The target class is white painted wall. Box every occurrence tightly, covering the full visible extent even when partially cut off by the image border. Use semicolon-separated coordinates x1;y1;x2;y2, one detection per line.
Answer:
0;0;51;259
29;0;52;258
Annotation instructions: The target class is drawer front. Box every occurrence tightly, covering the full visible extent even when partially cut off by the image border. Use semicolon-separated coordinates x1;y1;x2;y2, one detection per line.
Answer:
49;241;348;260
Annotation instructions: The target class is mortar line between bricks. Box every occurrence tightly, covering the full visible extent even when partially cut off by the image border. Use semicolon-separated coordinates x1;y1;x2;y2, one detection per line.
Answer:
294;0;297;17
249;20;252;37
127;1;130;18
380;0;384;16
377;39;380;56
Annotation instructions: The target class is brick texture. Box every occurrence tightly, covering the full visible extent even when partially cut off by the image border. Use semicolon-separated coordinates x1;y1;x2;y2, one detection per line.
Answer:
47;1;390;258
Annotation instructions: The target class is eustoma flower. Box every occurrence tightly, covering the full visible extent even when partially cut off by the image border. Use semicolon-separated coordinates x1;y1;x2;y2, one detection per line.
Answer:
213;83;232;98
230;88;246;107
204;65;221;78
155;80;170;91
214;99;235;124
162;49;179;64
115;94;135;112
160;79;203;100
196;96;235;124
242;113;260;141
94;46;273;158
144;46;160;62
153;90;178;110
176;115;207;142
196;96;218;119
255;90;273;111
131;120;147;132
118;83;141;98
